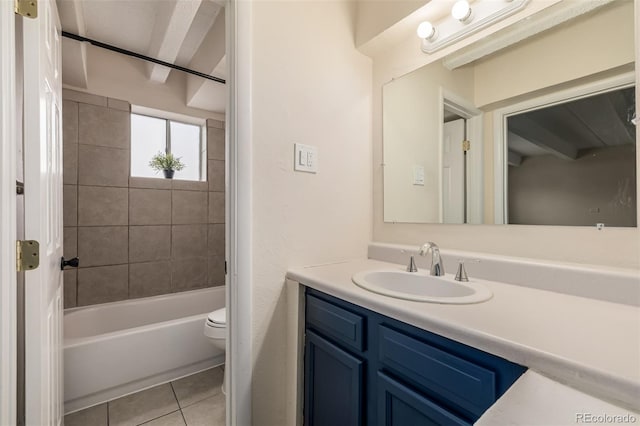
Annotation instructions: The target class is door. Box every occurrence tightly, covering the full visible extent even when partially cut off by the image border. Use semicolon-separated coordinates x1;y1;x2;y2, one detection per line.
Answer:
22;0;64;424
442;119;465;223
304;331;364;426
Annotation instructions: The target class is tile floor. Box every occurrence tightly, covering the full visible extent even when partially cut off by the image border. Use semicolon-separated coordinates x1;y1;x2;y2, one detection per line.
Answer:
64;366;225;426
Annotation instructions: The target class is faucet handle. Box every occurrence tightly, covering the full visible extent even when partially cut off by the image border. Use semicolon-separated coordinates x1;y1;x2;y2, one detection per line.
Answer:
455;259;479;282
406;255;418;273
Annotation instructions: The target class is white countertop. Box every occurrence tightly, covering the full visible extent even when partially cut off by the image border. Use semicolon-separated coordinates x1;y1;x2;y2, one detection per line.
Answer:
287;258;640;411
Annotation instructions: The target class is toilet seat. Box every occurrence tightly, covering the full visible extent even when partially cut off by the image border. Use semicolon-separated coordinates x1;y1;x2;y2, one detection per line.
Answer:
207;308;226;328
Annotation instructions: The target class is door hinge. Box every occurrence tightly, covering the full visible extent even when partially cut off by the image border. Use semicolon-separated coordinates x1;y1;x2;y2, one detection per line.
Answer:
224;261;227;275
16;181;24;195
16;240;40;272
462;140;471;152
14;0;37;18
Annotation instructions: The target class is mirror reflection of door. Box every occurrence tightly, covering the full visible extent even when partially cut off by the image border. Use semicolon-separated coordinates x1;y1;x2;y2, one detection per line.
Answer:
443;115;465;224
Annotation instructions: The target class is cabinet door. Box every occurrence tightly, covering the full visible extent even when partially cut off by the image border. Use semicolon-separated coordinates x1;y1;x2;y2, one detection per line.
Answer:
305;331;364;426
378;372;471;426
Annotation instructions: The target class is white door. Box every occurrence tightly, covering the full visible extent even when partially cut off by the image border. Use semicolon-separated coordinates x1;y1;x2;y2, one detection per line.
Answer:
442;119;465;223
22;0;64;424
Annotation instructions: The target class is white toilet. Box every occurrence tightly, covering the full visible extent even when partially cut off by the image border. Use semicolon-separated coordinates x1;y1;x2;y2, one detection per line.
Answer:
204;307;227;394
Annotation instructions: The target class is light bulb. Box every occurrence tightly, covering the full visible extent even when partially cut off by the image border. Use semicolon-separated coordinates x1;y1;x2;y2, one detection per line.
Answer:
416;21;437;41
451;0;472;22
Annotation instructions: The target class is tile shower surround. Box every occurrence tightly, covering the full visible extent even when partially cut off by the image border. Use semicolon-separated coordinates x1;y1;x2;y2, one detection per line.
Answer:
62;89;225;308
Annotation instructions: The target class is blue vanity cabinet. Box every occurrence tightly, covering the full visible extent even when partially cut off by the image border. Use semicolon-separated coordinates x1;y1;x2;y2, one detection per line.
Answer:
304;288;527;426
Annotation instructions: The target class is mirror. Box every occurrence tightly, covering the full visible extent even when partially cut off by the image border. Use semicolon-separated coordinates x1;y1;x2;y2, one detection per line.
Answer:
382;1;636;226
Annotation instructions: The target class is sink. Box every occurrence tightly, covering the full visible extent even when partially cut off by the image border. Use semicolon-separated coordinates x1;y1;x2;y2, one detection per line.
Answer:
352;269;492;304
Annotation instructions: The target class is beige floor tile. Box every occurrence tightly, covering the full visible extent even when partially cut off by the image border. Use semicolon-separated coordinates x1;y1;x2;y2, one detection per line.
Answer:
181;393;225;426
108;383;179;426
172;367;224;409
139;410;186;426
64;403;108;426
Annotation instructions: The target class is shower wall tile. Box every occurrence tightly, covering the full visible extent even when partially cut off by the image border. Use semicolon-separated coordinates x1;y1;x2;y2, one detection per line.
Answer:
78;145;129;187
129;176;172;190
63;142;78;185
129;225;171;263
129;261;171;298
172;190;207;224
62;89;107;107
207;160;224;192
208;256;225;287
107;97;130;112
208;192;225;224
63;90;226;308
64;227;77;259
64;270;77;309
79;103;130;149
77;265;129;306
129;189;172;225
171;258;208;292
63;185;78;227
208;224;225;256
171;225;207;259
172;179;208;191
63;100;78;145
78;226;128;267
206;119;225;129
78;186;128;226
207;127;225;161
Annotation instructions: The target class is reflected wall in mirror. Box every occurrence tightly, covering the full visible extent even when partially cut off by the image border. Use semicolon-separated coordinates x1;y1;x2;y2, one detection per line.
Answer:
504;85;636;227
382;0;636;226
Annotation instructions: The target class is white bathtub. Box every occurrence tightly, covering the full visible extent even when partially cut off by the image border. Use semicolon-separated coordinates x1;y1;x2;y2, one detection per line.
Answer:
63;287;225;414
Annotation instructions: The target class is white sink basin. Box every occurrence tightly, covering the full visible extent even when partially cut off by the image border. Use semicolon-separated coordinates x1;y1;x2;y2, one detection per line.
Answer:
352;269;492;304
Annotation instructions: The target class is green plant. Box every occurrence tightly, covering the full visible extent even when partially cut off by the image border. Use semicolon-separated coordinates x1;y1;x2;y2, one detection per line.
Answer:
149;151;186;172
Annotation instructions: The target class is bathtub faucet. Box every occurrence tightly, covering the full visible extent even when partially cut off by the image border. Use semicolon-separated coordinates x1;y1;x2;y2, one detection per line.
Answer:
419;242;445;277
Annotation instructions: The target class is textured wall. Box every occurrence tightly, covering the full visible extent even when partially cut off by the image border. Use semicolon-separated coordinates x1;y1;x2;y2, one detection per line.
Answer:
62;89;225;308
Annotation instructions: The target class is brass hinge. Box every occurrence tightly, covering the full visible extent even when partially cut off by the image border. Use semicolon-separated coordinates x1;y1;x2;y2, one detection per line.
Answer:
14;0;37;18
462;140;471;152
17;240;40;272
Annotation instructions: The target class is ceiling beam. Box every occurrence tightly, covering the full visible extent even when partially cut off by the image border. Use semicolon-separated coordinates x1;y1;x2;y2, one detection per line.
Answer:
508;151;522;167
146;0;204;83
509;116;578;160
58;0;88;88
186;10;226;110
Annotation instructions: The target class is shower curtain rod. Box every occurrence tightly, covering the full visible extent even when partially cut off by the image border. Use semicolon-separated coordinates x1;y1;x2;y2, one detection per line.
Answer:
61;31;226;85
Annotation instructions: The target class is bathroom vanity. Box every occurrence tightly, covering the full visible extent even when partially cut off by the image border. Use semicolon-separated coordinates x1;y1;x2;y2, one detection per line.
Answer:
286;244;640;425
304;288;525;425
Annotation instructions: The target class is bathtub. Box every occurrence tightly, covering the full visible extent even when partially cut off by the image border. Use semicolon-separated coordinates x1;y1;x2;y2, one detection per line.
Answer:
63;286;225;414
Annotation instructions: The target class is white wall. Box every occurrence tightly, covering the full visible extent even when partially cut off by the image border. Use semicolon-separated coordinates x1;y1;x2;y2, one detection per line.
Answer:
247;1;372;424
372;1;640;270
383;60;473;223
63;45;223;120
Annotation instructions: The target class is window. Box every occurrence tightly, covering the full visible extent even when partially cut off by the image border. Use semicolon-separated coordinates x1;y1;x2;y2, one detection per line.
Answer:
131;112;206;181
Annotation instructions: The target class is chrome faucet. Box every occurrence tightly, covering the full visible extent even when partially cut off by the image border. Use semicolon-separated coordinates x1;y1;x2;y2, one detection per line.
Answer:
419;242;445;276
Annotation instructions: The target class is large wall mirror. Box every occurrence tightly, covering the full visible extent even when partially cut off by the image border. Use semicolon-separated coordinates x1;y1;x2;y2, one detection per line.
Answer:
382;0;636;227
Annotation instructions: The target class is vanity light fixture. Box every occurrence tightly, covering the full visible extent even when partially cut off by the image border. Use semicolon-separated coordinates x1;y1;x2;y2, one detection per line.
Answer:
417;21;438;41
419;0;529;54
451;0;472;23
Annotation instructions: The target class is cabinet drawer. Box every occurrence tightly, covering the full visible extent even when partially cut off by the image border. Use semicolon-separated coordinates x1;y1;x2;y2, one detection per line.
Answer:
378;325;495;417
306;294;365;352
378;372;471;426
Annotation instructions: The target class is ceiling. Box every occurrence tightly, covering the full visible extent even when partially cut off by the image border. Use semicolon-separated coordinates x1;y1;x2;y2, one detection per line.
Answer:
507;86;636;166
58;0;226;113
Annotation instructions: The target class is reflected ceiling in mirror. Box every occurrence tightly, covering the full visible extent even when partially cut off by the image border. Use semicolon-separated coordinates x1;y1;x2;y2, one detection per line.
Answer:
382;0;636;227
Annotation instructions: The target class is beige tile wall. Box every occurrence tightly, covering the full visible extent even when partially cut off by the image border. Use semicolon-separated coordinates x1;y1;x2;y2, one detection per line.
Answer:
63;89;226;308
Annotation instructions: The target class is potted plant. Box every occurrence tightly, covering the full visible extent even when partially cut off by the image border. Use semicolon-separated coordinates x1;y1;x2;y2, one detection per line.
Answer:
149;152;185;179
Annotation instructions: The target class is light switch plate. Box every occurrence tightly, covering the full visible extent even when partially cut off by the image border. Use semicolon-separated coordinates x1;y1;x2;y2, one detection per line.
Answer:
413;165;425;185
294;143;318;173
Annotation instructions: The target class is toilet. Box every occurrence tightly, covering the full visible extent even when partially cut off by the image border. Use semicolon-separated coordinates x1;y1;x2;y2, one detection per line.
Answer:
204;307;227;394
